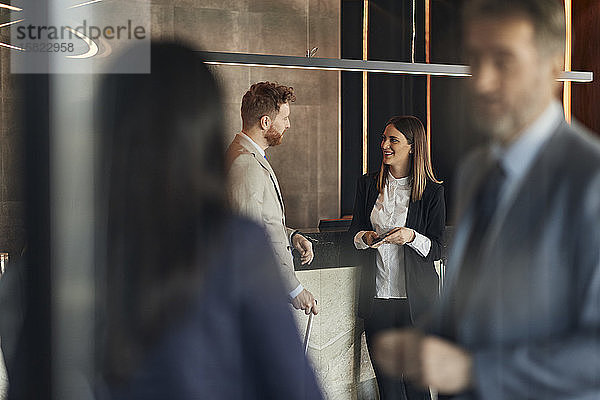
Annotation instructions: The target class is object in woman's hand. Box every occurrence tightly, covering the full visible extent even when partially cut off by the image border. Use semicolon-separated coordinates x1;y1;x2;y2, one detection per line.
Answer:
371;227;402;246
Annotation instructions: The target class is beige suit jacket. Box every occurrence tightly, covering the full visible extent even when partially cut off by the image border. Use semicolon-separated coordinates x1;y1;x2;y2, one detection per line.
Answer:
225;133;300;293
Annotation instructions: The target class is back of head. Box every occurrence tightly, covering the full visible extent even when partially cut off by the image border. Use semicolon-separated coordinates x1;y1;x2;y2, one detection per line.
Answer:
99;41;226;383
240;81;296;130
463;0;565;56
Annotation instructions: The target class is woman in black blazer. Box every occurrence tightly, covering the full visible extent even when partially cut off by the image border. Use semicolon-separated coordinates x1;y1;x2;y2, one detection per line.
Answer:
348;116;445;400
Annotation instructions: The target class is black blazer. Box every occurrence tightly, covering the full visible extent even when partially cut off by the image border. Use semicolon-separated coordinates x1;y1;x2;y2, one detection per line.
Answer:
347;173;446;321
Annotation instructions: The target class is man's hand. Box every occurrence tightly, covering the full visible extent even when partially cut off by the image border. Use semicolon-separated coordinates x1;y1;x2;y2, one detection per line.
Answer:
292;233;314;265
372;328;424;381
420;335;473;394
373;329;473;395
291;289;318;315
383;227;415;245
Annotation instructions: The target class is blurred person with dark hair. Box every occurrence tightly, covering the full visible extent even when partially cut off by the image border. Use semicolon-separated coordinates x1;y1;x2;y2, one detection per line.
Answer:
372;1;600;399
97;42;322;400
226;82;318;316
0;256;25;399
348;116;445;400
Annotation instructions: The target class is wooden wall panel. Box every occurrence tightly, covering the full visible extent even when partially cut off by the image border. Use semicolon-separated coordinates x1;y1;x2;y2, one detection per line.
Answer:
572;0;600;136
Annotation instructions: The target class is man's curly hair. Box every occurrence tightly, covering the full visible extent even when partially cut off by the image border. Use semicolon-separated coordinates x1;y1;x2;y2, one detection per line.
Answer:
241;82;296;129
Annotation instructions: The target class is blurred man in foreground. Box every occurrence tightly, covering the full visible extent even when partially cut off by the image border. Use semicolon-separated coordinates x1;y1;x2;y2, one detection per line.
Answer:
373;1;600;398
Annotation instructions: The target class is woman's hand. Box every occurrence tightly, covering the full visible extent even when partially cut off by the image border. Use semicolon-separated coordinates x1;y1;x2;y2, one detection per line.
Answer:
362;231;380;247
383;227;415;245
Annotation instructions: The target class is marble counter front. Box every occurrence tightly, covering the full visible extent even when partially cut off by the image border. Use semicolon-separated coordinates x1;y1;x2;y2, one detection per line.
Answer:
291;230;375;399
290;228;451;399
292;266;377;400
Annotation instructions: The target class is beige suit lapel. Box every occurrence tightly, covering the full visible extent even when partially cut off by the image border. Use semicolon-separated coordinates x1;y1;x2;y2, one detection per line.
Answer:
236;134;286;215
260;158;286;216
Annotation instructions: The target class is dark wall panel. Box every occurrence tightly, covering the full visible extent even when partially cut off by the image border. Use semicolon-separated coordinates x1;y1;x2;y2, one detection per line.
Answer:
341;0;364;216
573;0;600;136
341;0;428;216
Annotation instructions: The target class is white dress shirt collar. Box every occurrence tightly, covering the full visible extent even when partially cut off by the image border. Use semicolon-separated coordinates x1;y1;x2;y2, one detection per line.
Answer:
387;171;411;188
487;100;564;225
493;100;563;182
238;132;266;158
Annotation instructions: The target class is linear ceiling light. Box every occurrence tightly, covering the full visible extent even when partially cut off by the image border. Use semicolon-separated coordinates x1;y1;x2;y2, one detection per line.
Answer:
199;51;593;82
0;3;22;11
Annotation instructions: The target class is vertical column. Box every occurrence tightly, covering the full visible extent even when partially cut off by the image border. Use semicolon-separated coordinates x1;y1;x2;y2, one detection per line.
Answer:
563;0;572;123
425;0;432;156
362;0;369;175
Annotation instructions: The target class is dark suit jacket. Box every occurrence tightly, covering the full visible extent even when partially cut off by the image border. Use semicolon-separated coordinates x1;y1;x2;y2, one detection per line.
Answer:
433;120;600;399
348;173;446;322
103;217;323;400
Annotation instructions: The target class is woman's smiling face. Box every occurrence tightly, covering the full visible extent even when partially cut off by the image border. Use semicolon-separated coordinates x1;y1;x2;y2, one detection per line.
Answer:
381;124;412;169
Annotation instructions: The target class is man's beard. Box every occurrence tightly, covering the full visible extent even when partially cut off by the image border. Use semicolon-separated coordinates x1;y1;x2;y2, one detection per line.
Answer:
471;94;542;145
470;73;550;145
472;109;520;143
265;126;284;147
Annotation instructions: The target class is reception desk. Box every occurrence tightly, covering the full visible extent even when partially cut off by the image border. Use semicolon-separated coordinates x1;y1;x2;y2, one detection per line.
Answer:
290;227;452;399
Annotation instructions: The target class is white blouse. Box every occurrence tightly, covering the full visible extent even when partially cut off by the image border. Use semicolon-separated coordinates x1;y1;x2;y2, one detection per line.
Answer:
354;173;431;298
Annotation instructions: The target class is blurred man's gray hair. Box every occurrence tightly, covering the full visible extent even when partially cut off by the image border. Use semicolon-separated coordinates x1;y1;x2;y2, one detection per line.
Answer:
463;0;565;56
